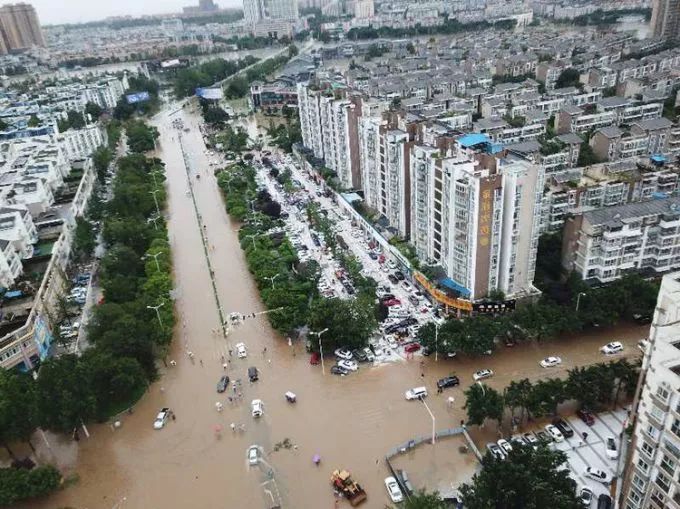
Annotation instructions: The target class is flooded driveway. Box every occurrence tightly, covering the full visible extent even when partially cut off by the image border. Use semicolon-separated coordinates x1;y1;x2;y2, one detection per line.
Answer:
24;106;648;509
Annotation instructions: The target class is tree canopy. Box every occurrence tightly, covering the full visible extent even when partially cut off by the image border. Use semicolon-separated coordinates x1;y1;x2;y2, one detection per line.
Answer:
460;445;581;509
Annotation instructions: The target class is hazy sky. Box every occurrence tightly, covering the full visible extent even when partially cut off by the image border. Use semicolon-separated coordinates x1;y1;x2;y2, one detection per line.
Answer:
29;0;241;26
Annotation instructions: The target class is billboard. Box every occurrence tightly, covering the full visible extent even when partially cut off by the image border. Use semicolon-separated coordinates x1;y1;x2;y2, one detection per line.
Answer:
126;91;151;104
196;87;224;100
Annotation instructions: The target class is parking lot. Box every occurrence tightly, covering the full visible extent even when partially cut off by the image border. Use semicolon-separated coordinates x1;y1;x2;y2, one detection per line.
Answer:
251;152;442;369
482;408;626;505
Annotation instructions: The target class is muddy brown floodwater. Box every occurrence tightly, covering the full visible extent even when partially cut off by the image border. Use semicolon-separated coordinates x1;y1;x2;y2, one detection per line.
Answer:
23;106;649;509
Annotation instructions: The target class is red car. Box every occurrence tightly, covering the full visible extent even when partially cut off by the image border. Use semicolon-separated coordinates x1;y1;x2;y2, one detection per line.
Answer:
404;342;421;353
384;299;401;307
577;409;595;426
310;352;320;365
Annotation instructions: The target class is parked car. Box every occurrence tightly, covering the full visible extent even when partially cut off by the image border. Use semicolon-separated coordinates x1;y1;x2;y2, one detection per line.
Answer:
578;486;594;507
522;432;539;449
534;430;552;445
486;442;505;460
251;399;264;418
384;476;403;503
216;375;230;393
473;369;494;381
330;365;349;376
393;271;405;281
497;439;512;455
576;408;595;426
153;407;171;429
362;347;375;362
436;376;460;389
600;341;623;355
399;470;414;495
337;359;358;372
248;445;259;465
584;467;611;484
605;437;619;459
334;348;353;360
540;356;562;368
352;349;368;362
552;418;575;438
236;342;248;358
404;342;421;353
510;435;527;448
248;367;259;382
545;424;564;442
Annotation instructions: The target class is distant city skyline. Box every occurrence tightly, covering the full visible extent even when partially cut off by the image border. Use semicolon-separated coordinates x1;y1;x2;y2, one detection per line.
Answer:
22;0;243;26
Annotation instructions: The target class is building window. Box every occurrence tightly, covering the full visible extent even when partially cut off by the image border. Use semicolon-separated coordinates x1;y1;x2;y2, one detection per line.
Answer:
660;454;676;475
632;473;646;491
641;441;655;459
657;385;671;402
637;458;650;474
655;472;671;493
647;424;660;440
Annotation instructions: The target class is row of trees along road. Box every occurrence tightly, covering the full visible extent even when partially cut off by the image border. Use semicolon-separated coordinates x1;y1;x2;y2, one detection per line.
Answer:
217;164;378;350
416;273;657;358
172;55;259;98
0;122;173;506
463;359;639;429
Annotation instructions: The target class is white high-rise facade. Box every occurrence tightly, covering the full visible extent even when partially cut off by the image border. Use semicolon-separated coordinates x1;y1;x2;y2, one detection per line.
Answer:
621;272;680;509
410;143;543;300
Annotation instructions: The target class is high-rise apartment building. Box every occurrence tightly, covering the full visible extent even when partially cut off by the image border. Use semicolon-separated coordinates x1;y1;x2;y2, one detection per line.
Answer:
298;82;364;190
651;0;680;39
0;3;45;53
243;0;297;23
410;134;543;300
620;271;680;509
269;0;298;20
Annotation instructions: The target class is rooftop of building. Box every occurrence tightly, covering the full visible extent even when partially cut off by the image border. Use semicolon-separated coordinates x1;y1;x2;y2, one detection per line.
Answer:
583;196;680;228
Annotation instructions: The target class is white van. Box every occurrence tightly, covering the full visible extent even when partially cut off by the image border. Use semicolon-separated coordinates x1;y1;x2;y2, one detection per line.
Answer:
405;386;428;400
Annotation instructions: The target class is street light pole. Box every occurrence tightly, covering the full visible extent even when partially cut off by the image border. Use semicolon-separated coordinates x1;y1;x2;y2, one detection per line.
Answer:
265;274;280;288
575;292;586;312
434;322;440;362
421;397;436;445
309;328;329;375
147;302;165;328
150;189;161;216
145;252;163;272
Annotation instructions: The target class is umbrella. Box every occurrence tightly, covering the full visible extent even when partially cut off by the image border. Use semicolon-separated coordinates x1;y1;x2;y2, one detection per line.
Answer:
312;454;321;464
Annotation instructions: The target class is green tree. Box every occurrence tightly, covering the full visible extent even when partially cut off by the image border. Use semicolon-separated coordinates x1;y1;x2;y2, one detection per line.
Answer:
27;114;40;127
577;141;599;166
0;465;62;506
527;378;567;417
288;44;299;57
92;145;113;182
36;355;96;433
460;445;580;509
308;295;377;351
0;371;37;457
504;378;533;422
85;101;103;119
464;383;504;427
82;350;147;419
395;489;448;508
73;217;96;260
555;68;581;89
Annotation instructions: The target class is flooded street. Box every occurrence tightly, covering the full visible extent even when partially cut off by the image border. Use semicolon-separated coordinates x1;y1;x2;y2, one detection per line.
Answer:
25;105;648;509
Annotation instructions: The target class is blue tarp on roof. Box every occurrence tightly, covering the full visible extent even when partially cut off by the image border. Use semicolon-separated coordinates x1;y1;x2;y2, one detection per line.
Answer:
490;143;504;154
651;154;666;163
458;133;491;148
4;290;23;299
439;277;471;298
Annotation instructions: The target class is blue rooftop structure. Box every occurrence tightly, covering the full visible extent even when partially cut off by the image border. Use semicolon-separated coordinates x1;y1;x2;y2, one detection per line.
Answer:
458;133;491;148
651;154;666;164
